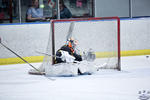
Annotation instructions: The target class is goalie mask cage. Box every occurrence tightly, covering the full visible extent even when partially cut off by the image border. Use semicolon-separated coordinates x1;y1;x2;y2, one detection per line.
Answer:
42;17;121;73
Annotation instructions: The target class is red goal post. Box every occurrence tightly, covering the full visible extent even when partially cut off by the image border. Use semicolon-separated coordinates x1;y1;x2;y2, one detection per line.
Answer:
49;17;121;71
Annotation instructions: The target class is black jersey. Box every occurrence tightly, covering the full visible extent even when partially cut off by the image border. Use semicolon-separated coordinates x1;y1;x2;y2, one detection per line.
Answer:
55;45;82;63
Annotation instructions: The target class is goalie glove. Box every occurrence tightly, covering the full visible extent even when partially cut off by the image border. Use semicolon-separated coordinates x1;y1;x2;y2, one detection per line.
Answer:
60;51;75;63
82;49;96;62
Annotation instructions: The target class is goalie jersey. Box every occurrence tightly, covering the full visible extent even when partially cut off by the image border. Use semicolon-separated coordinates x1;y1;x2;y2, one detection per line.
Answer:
55;45;82;64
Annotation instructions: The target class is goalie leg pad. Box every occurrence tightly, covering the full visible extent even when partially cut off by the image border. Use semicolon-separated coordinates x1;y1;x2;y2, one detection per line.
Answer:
45;63;78;77
78;61;97;74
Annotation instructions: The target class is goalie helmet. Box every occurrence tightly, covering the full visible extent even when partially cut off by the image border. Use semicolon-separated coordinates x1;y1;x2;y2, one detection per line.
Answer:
66;38;78;49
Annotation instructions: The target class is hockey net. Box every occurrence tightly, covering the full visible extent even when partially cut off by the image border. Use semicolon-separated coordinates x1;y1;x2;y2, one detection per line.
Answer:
40;17;120;75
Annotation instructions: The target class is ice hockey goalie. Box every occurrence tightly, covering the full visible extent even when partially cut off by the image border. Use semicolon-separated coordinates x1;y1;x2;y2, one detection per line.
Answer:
29;38;97;76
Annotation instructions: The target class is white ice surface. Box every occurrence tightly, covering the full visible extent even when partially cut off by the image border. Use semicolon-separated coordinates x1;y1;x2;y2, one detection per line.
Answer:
0;55;150;100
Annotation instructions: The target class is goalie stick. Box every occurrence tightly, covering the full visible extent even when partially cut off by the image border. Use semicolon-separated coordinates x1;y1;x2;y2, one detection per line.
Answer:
0;39;44;75
36;51;75;63
36;50;96;62
35;51;62;58
66;21;75;41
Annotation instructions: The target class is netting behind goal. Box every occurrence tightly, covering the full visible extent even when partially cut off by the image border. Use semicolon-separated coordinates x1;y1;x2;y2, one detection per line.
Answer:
41;17;121;74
